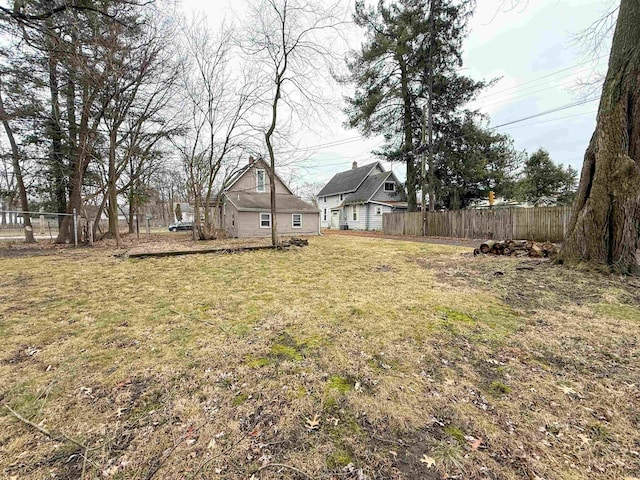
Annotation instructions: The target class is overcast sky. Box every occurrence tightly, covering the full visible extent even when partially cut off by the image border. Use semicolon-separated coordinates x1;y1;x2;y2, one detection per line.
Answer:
184;0;615;191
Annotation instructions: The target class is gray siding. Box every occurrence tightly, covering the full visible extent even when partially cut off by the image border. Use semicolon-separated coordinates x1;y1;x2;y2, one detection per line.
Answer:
371;181;405;203
228;163;291;195
224;203;239;238
236;211;319;238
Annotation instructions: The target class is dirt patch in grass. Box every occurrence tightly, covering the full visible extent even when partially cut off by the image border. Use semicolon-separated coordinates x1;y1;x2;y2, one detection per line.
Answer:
1;235;639;479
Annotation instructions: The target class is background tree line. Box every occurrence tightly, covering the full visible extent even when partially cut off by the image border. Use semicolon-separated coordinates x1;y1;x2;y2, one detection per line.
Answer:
0;0;348;245
344;0;577;212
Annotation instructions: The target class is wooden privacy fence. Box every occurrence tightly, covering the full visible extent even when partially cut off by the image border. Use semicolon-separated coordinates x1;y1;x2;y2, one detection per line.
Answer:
383;206;573;242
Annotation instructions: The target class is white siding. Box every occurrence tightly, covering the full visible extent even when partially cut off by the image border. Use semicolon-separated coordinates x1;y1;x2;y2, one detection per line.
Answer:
344;204;367;230
320;194;342;228
365;204;394;230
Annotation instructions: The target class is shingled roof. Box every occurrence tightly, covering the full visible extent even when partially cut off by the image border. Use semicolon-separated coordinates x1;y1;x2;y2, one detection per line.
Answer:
317;162;381;197
225;192;319;213
342;171;392;204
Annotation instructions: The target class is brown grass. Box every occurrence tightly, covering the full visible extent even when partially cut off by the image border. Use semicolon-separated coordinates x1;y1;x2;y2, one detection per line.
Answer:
0;234;639;479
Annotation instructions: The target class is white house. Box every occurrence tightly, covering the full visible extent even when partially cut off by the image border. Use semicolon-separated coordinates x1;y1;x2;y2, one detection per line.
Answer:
317;161;408;230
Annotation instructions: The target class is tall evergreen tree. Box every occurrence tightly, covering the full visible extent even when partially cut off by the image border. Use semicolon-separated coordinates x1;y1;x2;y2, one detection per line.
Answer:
345;0;484;211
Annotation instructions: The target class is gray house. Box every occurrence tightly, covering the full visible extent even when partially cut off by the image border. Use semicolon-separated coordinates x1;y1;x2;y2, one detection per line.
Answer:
221;157;320;237
317;161;408;230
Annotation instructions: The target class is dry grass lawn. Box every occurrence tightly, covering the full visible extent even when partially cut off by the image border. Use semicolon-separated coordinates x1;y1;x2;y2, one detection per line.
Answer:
0;234;639;480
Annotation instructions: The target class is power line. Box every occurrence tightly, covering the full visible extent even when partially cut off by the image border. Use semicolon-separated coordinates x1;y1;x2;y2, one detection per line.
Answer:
490;97;599;129
472;54;608;102
498;109;597;131
474;72;604;109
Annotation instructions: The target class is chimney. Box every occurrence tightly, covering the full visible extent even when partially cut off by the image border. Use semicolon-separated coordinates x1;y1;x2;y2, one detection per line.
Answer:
249;155;254;164
352;161;358;170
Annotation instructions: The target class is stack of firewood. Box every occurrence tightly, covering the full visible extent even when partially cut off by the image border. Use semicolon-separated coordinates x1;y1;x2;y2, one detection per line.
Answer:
473;239;557;258
285;237;309;247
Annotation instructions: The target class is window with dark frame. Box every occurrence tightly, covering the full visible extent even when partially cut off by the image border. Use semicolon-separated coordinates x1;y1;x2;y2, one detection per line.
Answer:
384;181;395;192
256;169;266;192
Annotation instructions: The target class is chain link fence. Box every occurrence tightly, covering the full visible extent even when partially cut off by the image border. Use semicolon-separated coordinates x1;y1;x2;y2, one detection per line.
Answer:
0;209;79;244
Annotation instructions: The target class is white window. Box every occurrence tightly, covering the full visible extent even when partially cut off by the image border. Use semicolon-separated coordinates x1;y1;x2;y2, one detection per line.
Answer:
384;181;395;192
260;212;271;228
256;169;266;193
323;197;327;203
375;206;382;215
352;205;358;221
339;193;344;201
292;213;302;228
323;209;327;221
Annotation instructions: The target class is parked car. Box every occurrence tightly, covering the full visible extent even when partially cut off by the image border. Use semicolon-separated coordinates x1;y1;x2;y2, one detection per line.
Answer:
168;221;193;232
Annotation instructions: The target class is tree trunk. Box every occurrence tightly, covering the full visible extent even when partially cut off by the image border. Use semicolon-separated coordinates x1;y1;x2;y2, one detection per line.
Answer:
56;76;92;244
46;21;67;220
558;0;640;274
266;79;282;247
399;56;417;212
0;82;35;243
93;193;108;241
427;0;437;212
107;129;122;246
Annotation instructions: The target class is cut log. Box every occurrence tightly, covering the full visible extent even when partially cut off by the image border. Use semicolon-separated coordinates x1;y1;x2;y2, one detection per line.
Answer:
541;242;557;257
128;244;285;259
480;240;497;254
528;243;544;258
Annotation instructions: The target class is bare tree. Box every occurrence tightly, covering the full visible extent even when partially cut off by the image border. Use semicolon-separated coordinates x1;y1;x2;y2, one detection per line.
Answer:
241;0;347;245
177;16;257;240
98;14;181;246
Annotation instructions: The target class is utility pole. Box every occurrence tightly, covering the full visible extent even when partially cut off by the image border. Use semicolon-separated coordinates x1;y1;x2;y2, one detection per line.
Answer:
427;0;436;213
421;104;427;236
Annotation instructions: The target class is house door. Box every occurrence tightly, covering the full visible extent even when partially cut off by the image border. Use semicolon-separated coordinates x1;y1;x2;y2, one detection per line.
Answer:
330;210;339;229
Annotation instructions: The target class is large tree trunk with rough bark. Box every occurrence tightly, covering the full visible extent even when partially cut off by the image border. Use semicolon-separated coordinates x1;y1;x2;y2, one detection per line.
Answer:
558;0;640;274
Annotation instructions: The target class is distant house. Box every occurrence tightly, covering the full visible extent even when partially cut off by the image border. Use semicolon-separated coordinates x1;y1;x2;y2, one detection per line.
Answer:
317;161;407;230
220;157;320;237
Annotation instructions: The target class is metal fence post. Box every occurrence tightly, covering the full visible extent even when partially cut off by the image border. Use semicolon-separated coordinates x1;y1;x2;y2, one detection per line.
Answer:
73;208;78;246
39;207;45;235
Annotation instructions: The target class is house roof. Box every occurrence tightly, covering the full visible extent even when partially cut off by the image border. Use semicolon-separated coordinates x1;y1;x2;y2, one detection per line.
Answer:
225;192;319;213
371;201;408;209
317;162;381;197
342;171;392;205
